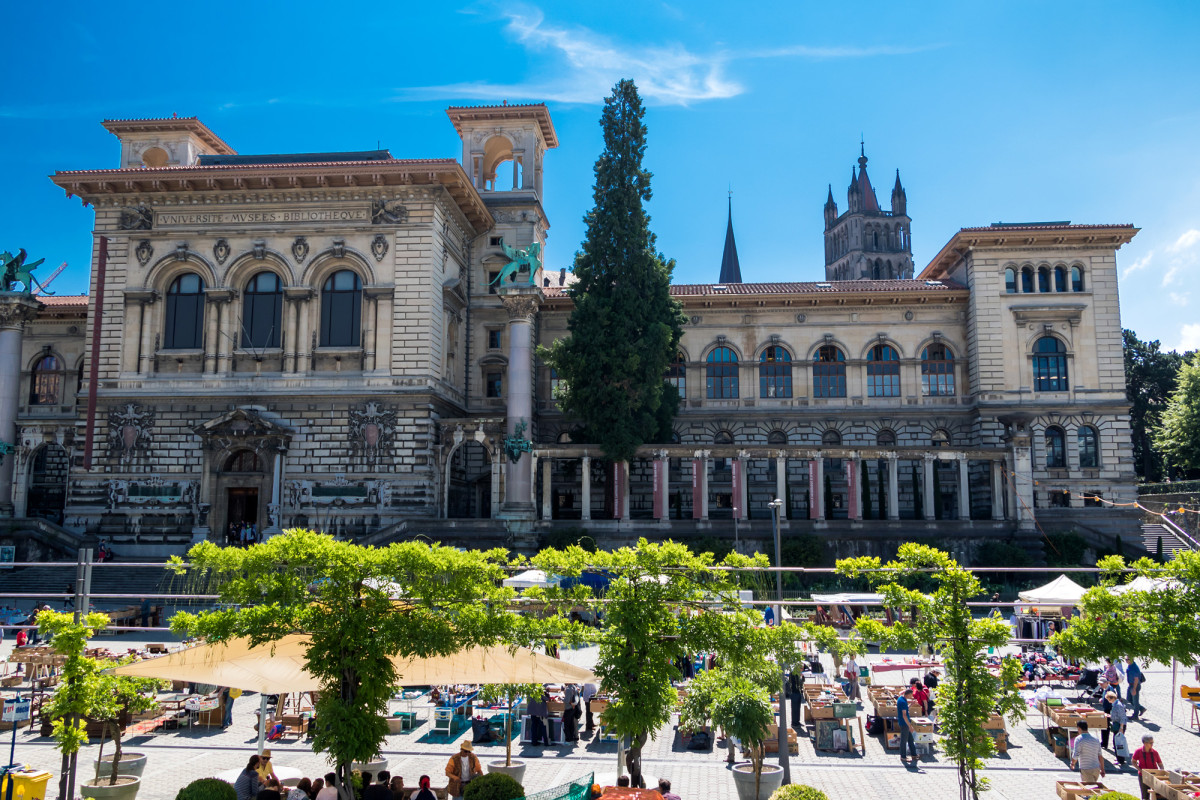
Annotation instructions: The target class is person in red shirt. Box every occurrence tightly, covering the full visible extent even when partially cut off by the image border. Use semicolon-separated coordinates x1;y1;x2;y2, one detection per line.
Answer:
1132;734;1163;800
909;678;930;716
15;629;27;647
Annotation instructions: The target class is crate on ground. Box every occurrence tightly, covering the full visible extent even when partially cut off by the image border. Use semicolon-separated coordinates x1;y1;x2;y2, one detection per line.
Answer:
1055;782;1110;800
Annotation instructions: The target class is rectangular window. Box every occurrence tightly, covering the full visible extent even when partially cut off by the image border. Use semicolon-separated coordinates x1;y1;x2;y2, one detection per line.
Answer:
866;369;900;398
487;329;502;350
813;366;846;398
490;236;503;247
486;371;503;399
1034;355;1068;391
921;364;956;396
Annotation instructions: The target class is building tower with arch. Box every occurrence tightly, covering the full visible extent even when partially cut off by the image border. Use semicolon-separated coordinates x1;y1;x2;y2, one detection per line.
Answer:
823;145;913;281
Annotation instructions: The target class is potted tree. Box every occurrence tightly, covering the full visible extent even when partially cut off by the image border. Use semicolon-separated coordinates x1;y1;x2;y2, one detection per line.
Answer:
677;669;721;757
712;676;782;800
89;659;162;790
477;683;541;783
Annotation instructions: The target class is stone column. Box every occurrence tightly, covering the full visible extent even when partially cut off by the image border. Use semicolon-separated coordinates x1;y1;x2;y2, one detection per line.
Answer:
850;458;863;521
362;294;377;372
541;457;552;520
656;452;669;521
124;294;143;373
922;454;936;520
265;448;285;537
774;453;787;520
699;451;710;520
138;296;157;376
620;460;631;521
1007;425;1036;528
284;288;312;374
0;295;42;515
529;453;538;509
886;455;900;520
957;455;971;521
991;460;1006;520
498;286;542;514
203;293;220;374
283;293;299;372
736;453;749;521
209;290;235;376
373;288;393;374
814;457;825;521
581;455;592;521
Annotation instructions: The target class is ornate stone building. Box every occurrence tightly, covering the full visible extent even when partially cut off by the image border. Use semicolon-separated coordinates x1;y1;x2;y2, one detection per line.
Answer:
19;103;1139;558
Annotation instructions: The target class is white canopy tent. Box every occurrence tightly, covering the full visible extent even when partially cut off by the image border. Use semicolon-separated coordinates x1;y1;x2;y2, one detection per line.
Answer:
1018;575;1088;607
502;569;556;589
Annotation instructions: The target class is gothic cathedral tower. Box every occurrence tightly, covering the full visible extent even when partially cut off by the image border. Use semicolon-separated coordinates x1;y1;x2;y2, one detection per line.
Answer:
823;146;912;281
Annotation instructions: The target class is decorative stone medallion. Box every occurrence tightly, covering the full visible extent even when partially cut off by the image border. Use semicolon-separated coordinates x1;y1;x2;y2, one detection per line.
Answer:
292;236;309;263
213;239;231;265
348;401;397;467
371;234;389;262
107;403;154;465
135;240;153;267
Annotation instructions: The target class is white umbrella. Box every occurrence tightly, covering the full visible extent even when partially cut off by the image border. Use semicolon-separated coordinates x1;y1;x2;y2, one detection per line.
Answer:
502;569;556;589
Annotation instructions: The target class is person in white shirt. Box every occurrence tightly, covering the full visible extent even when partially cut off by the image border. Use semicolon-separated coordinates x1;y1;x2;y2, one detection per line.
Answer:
581;682;599;734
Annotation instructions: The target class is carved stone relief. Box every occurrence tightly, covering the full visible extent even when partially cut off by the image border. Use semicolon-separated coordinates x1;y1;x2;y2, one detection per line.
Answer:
106;403;155;465
371;199;408;224
118;205;153;231
292;236;309;263
349;401;397;467
371;234;389;262
135;240;154;266
213;239;231;265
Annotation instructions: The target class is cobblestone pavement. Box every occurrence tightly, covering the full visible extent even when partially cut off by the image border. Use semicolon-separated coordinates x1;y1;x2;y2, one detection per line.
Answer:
4;637;1196;800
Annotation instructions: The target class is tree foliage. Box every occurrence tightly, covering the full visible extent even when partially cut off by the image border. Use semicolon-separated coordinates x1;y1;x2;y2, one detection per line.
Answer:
169;530;516;800
1155;355;1200;475
477;683;543;767
1124;329;1189;481
837;544;1025;800
540;79;686;462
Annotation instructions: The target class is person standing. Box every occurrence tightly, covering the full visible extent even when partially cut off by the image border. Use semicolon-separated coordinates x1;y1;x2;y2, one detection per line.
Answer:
1071;721;1106;784
563;683;580;742
362;771;393;800
896;687;918;766
1103;658;1124;692
1132;735;1163;800
788;668;805;726
444;741;482;800
1125;656;1145;720
527;692;550;745
235;756;265;800
1108;691;1129;765
844;656;861;702
657;780;680;800
581;681;598;735
923;669;941;720
1100;686;1116;749
221;687;236;728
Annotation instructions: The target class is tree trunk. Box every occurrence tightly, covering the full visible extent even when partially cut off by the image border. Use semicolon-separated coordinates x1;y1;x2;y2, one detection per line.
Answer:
625;732;647;788
95;724;107;785
109;721;123;786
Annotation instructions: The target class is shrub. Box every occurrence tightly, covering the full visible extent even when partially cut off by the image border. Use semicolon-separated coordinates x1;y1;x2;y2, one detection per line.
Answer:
1095;793;1139;800
769;786;829;800
462;773;524;800
976;540;1031;568
176;778;237;800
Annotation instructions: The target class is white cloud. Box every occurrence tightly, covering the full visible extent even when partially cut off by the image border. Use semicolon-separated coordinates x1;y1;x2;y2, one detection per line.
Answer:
1122;250;1153;279
400;6;933;106
1159;227;1200;287
1180;323;1200;352
1168;292;1190;306
1169;228;1200;253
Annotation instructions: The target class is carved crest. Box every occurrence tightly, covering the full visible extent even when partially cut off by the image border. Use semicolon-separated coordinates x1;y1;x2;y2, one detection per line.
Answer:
174;242;189;261
348;401;397;467
292;236;309;263
107;403;154;465
135;240;154;267
371;199;408;225
213;239;231;265
118;205;153;231
331;238;346;258
252;239;267;260
371;234;388;262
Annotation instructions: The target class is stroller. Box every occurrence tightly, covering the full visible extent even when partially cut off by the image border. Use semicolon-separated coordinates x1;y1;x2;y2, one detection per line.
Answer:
1074;668;1103;702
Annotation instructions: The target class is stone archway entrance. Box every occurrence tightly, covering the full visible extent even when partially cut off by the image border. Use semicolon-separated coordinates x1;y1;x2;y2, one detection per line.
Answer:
27;444;68;524
217;449;270;544
447;441;492;519
194;408;293;542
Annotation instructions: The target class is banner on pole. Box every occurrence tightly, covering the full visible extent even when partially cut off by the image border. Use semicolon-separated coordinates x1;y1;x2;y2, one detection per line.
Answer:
808;460;820;519
692;459;703;519
732;459;743;519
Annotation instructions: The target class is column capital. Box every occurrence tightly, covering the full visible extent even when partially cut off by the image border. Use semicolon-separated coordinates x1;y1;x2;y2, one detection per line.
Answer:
498;285;544;322
0;293;42;330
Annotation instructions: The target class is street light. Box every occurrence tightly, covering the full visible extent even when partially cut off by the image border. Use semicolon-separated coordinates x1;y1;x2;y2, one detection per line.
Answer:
767;497;790;785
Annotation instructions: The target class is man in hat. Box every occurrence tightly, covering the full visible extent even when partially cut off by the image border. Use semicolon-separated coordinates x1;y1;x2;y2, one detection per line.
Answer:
444;740;482;800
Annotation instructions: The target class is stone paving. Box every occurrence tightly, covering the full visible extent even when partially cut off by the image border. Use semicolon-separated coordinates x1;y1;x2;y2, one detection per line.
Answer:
4;635;1198;800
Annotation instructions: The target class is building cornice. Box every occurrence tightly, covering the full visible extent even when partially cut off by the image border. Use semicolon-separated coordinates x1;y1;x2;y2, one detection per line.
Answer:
446;104;558;148
921;224;1140;280
101;117;236;155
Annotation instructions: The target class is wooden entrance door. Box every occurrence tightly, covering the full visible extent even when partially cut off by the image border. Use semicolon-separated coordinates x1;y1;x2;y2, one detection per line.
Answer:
227;488;259;532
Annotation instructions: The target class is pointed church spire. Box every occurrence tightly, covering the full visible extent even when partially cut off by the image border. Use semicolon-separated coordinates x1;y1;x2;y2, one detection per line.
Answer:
891;168;906;215
856;143;880;212
718;196;742;284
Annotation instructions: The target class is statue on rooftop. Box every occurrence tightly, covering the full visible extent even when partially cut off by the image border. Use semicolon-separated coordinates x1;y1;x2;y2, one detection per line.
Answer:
0;249;48;295
490;239;541;288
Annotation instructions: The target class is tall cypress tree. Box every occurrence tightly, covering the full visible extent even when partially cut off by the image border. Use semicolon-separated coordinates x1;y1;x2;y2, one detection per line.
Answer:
542;80;686;462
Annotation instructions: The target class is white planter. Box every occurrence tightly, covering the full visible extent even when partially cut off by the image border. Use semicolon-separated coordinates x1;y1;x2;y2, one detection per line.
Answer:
486;760;526;785
95;752;147;778
80;776;141;800
351;758;388;775
731;762;784;800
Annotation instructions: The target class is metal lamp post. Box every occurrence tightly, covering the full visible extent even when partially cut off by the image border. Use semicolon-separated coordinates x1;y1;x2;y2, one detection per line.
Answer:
768;497;791;784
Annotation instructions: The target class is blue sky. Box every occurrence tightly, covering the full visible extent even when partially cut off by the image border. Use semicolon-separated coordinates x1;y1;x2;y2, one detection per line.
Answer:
3;1;1198;351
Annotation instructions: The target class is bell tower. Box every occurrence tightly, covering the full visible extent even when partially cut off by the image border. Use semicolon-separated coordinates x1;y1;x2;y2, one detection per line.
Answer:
822;145;913;281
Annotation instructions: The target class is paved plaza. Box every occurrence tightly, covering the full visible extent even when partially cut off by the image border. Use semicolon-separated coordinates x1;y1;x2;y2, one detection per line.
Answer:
4;635;1196;800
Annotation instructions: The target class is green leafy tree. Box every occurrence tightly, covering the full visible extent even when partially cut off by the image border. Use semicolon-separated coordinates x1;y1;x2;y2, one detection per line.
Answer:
1124;329;1188;481
89;656;162;786
710;674;775;799
476;683;543;768
540;79;687;462
1155;356;1200;475
170;530;516;800
837;544;1025;800
530;539;765;787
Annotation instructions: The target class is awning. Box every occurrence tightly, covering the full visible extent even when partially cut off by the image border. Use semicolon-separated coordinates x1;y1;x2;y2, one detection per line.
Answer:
810;593;885;605
1017;575;1087;607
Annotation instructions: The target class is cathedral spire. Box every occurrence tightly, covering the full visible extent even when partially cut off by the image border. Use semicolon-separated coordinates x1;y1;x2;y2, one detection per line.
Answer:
718;196;742;284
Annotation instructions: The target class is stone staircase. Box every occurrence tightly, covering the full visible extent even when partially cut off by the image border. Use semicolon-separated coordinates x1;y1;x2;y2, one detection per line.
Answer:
1140;523;1194;559
0;561;175;610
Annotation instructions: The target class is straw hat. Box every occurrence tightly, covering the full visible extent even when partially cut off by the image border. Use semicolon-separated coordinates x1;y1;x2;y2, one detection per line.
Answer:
459;741;473;752
260;749;273;759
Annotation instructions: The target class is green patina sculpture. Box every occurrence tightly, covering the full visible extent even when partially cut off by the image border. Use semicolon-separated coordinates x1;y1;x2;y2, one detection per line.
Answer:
503;419;534;463
489;240;541;288
0;249;48;294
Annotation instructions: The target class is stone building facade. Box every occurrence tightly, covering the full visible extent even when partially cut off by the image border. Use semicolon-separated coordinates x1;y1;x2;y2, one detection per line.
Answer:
25;104;1139;556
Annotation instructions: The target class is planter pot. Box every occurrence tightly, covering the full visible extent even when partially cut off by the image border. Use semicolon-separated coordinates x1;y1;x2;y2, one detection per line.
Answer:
351;758;387;775
95;752;147;778
80;776;141;800
730;762;784;800
486;760;526;784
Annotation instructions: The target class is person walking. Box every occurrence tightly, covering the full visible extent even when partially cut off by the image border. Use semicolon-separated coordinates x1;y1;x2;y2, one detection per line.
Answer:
1071;721;1106;784
1100;686;1116;749
235;756;265;800
1126;656;1145;720
788;668;805;725
527;691;550;745
221;687;236;728
1103;658;1124;692
1132;735;1163;800
444;740;482;800
581;681;598;735
563;683;580;742
896;687;918;766
1108;691;1129;765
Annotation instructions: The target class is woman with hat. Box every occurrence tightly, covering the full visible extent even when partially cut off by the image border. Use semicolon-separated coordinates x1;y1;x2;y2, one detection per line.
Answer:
256;750;280;786
445;740;482;800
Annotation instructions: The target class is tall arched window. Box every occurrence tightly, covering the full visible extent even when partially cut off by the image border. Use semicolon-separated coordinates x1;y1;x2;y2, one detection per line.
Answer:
1071;266;1084;292
242;272;283;349
706;347;739;399
1037;267;1051;293
866;344;900;397
666;353;686;398
164;273;205;349
1004;268;1017;293
1054;266;1067;292
759;346;792;398
921;344;955;396
813;345;846;398
319;270;362;347
1078;425;1099;468
29;355;60;405
1033;336;1068;391
1045;427;1066;468
1020;267;1034;293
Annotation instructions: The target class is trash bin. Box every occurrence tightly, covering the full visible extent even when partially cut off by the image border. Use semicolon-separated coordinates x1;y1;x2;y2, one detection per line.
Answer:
1;768;53;800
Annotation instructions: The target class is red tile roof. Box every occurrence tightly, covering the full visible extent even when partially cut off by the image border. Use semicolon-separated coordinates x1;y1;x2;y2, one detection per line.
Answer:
37;295;88;310
54;157;460;175
958;223;1136;233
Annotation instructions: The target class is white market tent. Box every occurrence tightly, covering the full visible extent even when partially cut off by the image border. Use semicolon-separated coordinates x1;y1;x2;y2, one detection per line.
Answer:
502;569;556;589
1109;575;1176;595
1018;575;1088;607
810;593;885;605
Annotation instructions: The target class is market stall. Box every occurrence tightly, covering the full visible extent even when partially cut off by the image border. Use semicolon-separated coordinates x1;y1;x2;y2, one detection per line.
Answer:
1014;575;1087;643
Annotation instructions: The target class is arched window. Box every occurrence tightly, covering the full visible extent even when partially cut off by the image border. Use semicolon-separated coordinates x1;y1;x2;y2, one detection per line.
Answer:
242;272;283;349
876;429;896;446
866;344;900;397
29;355;60;405
224;449;262;472
319;270;362;347
1004;268;1017;293
921;344;955;396
549;368;562;404
822;429;842;446
1078;425;1099;468
164;273;205;349
1071;266;1084;292
1020;267;1034;293
767;430;788;446
1037;267;1051;293
813;345;846;398
932;429;951;448
706;347;739;399
1033;336;1069;391
759;346;792;398
714;430;734;445
666;353;686;398
1054;266;1067;292
1045;427;1066;468
556;431;573;444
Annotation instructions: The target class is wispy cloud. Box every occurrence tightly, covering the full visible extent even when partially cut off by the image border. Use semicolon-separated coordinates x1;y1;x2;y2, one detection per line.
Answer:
1180;323;1200;352
1162;228;1200;287
399;6;934;106
1121;250;1153;279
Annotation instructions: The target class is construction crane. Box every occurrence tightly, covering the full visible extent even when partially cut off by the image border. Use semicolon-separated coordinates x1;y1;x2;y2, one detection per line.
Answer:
32;262;67;295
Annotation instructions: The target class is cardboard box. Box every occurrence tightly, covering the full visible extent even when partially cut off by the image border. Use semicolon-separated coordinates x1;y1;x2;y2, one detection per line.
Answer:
810;704;835;720
1055;782;1110;800
982;714;1005;730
